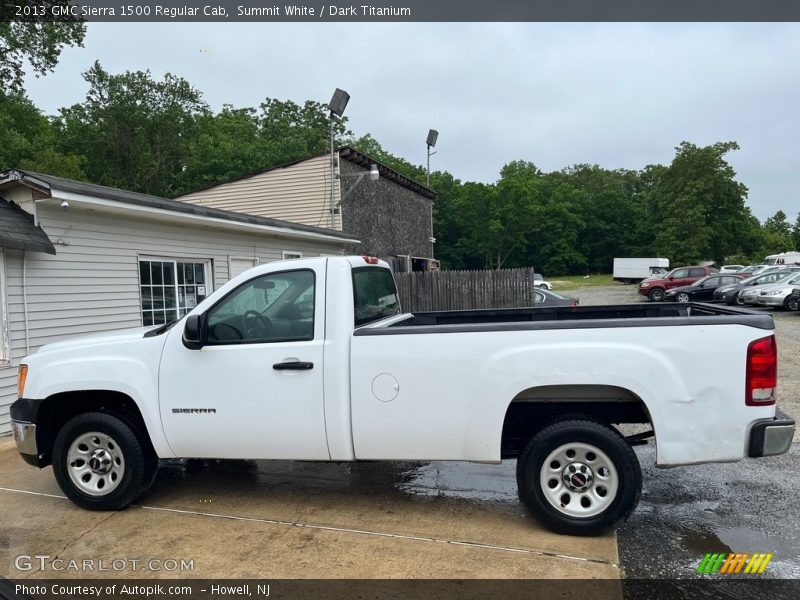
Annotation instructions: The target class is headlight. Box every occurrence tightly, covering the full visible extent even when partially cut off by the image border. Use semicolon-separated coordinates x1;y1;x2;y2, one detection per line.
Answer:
18;364;28;397
640;282;650;288
763;290;783;296
718;287;732;293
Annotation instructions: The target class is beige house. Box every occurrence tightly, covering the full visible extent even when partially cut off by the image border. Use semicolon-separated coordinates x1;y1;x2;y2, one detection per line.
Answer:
0;170;357;434
176;147;438;272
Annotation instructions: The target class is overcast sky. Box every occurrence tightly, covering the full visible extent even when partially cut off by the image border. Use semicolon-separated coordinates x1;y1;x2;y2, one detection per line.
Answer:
24;22;800;221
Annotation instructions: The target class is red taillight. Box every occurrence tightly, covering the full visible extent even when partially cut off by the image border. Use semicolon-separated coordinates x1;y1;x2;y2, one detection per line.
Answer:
570;300;579;307
363;256;379;264
745;335;777;406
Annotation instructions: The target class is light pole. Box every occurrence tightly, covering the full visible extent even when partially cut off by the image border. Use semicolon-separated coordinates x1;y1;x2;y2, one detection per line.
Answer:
426;129;438;256
426;129;438;188
327;88;350;229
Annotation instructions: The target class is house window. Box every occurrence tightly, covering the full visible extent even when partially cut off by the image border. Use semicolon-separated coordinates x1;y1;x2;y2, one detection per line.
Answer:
282;251;303;260
0;249;9;363
139;258;212;326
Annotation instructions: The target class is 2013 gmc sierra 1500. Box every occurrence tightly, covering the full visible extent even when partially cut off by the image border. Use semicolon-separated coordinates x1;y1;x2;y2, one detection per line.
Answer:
10;256;795;535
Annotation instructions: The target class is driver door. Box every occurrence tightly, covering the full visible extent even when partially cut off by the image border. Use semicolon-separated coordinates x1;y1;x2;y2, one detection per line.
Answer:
159;266;329;460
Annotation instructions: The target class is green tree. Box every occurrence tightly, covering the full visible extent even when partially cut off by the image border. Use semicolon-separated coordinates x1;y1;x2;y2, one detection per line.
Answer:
0;2;86;94
793;213;800;251
648;141;751;265
0;91;85;178
55;61;207;196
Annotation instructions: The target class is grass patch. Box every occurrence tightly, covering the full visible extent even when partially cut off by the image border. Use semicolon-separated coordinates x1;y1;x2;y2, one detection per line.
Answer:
548;274;617;291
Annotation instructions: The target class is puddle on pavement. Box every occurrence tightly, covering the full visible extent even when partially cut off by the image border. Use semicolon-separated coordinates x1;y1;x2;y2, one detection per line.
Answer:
680;524;793;557
154;458;519;505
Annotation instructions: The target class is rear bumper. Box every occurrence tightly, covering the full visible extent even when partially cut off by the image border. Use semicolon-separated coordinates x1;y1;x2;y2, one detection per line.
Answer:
748;409;795;458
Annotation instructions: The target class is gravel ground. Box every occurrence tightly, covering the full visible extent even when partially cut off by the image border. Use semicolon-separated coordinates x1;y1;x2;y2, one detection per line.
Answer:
566;283;799;437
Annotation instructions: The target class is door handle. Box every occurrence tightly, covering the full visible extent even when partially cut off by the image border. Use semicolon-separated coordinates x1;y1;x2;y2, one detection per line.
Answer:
273;361;314;370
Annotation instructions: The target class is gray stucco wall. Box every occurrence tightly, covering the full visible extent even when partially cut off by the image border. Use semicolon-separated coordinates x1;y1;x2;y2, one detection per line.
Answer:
339;160;434;260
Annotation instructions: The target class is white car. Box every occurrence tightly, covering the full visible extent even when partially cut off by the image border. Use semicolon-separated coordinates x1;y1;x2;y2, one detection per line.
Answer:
719;265;745;273
534;273;552;289
11;256;794;536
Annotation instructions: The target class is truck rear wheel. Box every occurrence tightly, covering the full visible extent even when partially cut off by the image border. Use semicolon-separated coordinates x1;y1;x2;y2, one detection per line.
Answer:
52;412;156;510
516;418;641;536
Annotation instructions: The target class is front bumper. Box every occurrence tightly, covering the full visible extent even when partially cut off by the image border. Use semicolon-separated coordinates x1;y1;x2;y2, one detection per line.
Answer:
756;295;787;306
9;397;46;467
748;409;795;458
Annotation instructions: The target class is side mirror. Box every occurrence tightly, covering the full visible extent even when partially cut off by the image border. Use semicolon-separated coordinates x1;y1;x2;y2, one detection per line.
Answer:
183;314;203;349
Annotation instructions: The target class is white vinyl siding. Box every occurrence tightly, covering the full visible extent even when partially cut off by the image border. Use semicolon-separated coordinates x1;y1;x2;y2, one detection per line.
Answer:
177;154;342;230
0;202;344;435
0;249;9;363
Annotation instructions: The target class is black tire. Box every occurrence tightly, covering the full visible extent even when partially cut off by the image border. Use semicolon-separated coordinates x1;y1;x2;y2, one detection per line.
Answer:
52;412;156;510
788;295;799;312
735;293;745;306
648;288;665;302
516;418;641;536
676;292;690;303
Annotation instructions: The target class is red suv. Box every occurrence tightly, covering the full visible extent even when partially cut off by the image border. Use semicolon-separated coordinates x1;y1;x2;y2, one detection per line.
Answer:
638;265;717;301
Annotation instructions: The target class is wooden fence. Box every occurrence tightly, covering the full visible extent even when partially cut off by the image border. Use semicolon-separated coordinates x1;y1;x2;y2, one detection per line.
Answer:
394;267;537;312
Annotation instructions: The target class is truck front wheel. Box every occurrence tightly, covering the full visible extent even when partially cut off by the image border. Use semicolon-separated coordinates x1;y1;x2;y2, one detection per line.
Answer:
648;288;665;302
52;412;156;510
516;418;641;536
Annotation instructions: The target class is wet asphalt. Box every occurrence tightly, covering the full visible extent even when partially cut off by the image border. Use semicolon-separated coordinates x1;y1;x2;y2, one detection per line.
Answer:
618;443;800;580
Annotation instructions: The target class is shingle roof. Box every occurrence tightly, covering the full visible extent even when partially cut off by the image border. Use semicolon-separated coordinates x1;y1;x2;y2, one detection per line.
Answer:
0;196;56;255
0;170;358;243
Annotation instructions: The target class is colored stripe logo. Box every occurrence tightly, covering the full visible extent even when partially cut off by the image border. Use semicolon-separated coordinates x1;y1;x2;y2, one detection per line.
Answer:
697;552;773;574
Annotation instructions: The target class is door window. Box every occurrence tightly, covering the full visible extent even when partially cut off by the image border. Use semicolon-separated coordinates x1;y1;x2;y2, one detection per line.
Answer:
206;270;315;344
689;268;706;278
671;269;688;279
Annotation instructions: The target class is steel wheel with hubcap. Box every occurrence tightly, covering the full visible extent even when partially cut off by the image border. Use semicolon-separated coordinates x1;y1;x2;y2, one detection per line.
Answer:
676;292;690;303
648;288;665;302
52;412;157;510
66;431;126;496
517;418;641;536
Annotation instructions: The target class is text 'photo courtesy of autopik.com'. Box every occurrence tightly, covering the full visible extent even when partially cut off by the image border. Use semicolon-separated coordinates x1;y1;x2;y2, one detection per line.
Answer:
2;1;800;600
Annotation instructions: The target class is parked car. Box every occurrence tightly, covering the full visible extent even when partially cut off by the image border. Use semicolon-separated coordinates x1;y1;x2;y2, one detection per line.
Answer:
10;256;794;536
534;288;578;307
787;288;800;312
719;265;745;273
638;265;717;301
750;265;783;277
713;268;800;305
739;272;800;305
664;274;748;303
756;273;800;309
738;265;765;275
534;273;552;290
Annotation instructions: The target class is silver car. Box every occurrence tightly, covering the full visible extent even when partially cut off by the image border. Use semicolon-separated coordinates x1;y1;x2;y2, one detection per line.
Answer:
739;272;799;305
756;272;800;308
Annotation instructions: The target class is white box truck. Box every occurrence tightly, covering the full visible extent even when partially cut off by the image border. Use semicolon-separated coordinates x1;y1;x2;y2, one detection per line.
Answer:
613;258;670;284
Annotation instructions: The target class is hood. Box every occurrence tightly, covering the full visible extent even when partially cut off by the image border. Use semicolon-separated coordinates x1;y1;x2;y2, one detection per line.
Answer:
665;284;696;294
33;327;155;355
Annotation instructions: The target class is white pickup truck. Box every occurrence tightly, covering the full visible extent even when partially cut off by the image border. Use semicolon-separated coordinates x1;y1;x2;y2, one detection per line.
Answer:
11;256;794;535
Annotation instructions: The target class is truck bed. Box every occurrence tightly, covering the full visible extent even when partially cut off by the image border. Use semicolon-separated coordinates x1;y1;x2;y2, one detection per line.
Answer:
355;302;773;335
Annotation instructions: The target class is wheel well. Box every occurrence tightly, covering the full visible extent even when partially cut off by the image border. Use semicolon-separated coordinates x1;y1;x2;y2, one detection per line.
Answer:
501;385;652;459
35;391;153;467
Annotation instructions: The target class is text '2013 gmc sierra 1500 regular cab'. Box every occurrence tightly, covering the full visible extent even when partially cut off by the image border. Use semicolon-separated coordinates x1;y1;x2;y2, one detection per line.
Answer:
10;256;795;535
